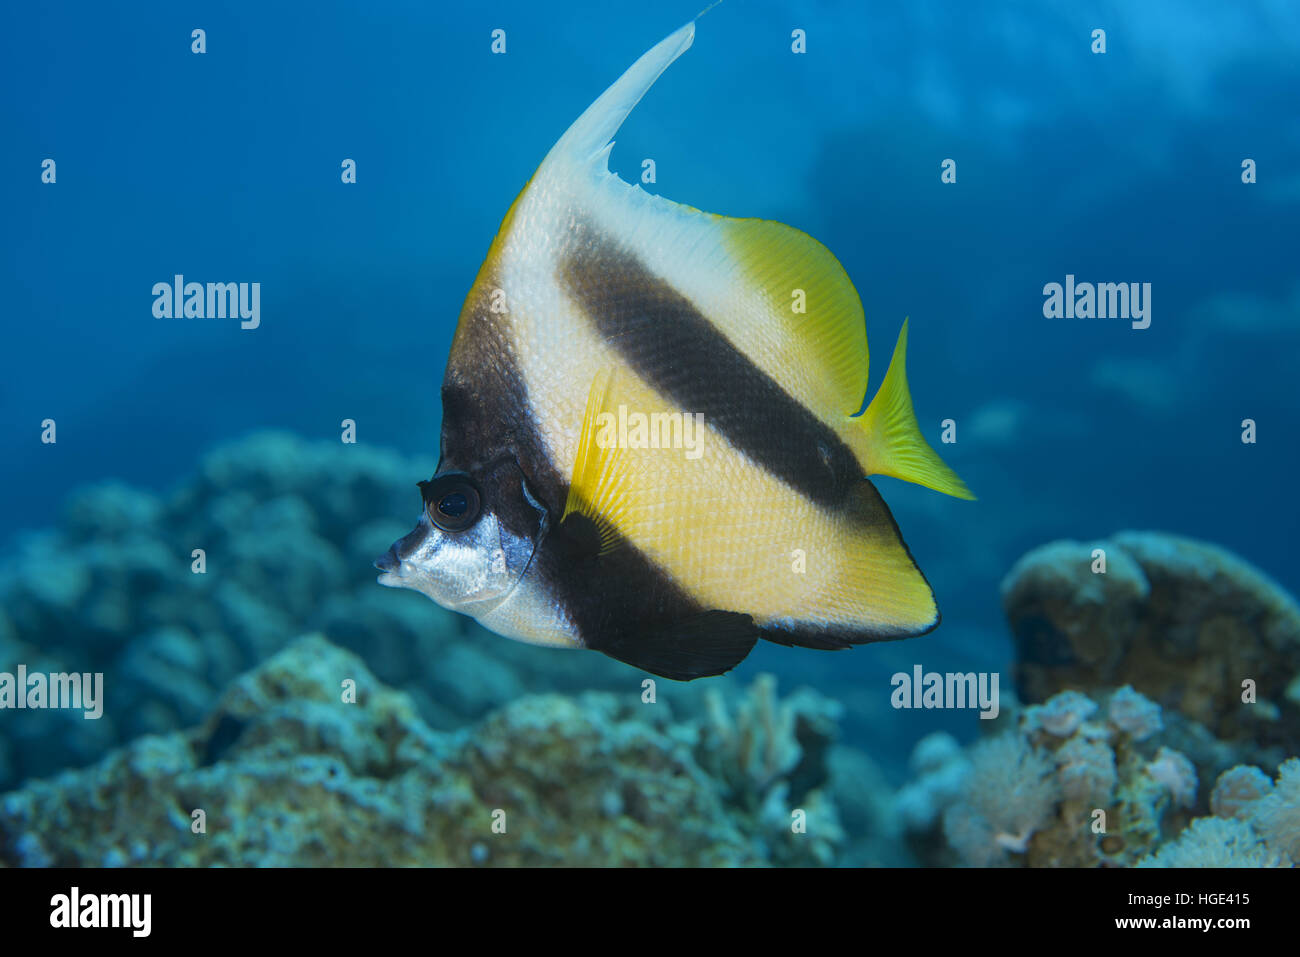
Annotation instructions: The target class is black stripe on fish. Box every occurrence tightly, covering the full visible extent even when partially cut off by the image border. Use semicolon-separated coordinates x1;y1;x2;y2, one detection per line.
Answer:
439;247;928;674
441;275;566;543
441;271;752;677
560;222;863;511
527;526;758;678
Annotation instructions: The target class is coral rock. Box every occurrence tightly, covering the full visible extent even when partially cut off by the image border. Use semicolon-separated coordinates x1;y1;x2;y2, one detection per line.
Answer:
1146;747;1198;809
1107;686;1164;741
1209;765;1273;820
1002;532;1300;752
0;637;848;867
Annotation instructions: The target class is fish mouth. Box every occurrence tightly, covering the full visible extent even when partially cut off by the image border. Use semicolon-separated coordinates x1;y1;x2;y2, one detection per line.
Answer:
374;545;403;586
376;519;434;587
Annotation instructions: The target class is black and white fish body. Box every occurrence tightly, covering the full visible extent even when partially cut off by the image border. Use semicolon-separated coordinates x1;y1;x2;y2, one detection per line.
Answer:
377;22;972;680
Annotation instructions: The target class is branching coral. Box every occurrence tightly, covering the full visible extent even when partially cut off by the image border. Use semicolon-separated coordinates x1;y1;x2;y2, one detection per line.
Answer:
1250;758;1300;861
1034;690;1098;738
941;732;1060;865
906;687;1223;867
1136;817;1291;868
702;675;799;802
696;674;846;865
1055;735;1116;805
1136;759;1298;867
0;639;850;867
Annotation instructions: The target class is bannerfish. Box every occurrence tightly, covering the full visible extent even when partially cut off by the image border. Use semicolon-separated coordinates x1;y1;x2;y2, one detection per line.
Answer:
376;20;974;680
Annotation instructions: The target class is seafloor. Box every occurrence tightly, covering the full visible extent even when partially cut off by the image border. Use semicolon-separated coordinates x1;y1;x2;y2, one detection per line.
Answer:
0;432;1296;866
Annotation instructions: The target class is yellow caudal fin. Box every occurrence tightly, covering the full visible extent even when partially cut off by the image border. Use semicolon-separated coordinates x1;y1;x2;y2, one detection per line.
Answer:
853;319;975;500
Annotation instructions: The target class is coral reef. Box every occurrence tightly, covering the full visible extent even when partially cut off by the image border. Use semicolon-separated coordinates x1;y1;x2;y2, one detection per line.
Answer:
1134;818;1289;868
895;530;1300;868
1002;531;1300;769
1034;689;1097;738
899;686;1256;867
1147;747;1197;809
894;731;970;834
1249;758;1300;861
5;450;1296;870
826;744;907;866
940;732;1059;866
696;674;846;865
1136;759;1299;867
1107;686;1163;741
0;637;857;867
0;432;635;790
1209;765;1272;819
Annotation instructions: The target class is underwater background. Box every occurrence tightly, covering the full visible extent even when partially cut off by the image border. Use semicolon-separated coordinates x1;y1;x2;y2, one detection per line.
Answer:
1;0;1298;866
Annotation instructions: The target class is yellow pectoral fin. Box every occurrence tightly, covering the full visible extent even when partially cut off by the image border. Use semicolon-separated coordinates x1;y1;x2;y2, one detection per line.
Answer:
562;369;645;555
563;368;717;561
852;319;976;501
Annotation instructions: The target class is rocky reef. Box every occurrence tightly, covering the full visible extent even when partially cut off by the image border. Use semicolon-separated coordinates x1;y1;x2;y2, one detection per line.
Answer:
898;531;1300;867
0;636;878;867
899;685;1298;867
4;439;1298;869
1002;531;1300;762
1137;759;1299;867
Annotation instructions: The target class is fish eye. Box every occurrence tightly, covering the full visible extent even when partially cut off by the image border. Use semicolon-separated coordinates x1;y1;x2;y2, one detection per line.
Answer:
418;472;482;533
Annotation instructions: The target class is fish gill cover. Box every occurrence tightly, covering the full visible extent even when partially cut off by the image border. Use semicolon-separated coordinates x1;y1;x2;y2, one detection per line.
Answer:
0;0;1298;885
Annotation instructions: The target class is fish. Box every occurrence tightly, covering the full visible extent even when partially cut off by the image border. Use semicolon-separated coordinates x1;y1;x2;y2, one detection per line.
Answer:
376;19;974;681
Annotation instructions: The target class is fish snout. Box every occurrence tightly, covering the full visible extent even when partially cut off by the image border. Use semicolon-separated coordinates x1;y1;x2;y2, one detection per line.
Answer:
374;546;402;574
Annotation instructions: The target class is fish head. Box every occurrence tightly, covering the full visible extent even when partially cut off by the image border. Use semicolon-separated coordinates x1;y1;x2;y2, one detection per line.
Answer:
374;456;545;618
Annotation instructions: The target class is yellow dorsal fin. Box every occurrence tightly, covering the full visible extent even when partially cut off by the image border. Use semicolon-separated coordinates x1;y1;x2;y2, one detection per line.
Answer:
722;217;869;417
853;319;975;500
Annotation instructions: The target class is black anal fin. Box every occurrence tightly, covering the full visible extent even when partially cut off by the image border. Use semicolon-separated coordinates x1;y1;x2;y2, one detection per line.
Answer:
759;625;856;651
596;610;759;681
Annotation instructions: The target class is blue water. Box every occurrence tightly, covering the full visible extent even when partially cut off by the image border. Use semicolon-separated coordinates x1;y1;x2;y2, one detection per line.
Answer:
3;0;1299;778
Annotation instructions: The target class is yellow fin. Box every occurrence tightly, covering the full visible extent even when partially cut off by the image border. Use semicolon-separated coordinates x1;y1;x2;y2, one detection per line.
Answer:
723;217;869;417
561;370;636;555
853;319;975;500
